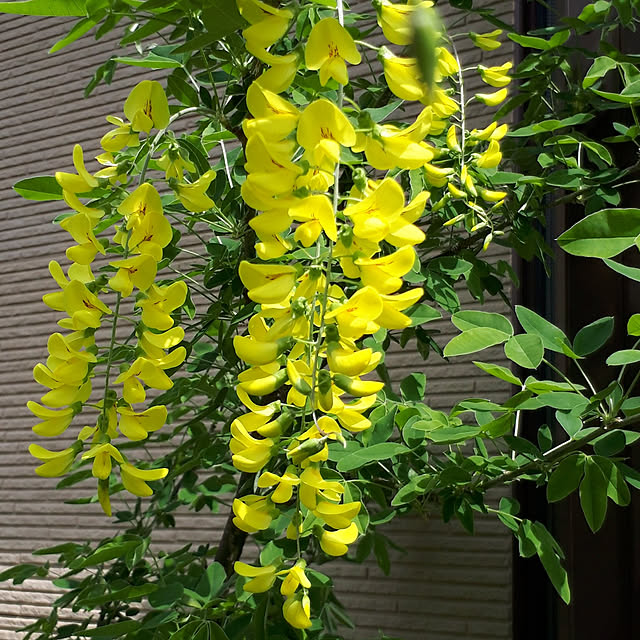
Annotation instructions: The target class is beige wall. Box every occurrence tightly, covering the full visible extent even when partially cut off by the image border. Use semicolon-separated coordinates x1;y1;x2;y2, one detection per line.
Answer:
0;5;514;639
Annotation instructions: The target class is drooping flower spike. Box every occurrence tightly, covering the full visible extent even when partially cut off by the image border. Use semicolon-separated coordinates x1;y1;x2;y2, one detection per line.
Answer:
28;80;202;516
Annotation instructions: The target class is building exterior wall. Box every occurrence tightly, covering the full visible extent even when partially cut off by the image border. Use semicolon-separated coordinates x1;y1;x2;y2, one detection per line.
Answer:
0;5;514;639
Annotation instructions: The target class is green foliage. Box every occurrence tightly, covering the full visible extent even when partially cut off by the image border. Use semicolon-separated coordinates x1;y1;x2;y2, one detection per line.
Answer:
3;0;640;637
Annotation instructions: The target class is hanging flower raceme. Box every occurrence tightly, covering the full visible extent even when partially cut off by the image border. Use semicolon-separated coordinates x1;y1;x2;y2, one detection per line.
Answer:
27;80;198;516
228;0;514;629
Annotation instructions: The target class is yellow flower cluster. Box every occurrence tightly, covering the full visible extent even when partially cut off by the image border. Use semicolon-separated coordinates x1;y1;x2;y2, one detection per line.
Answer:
230;0;512;628
27;81;201;516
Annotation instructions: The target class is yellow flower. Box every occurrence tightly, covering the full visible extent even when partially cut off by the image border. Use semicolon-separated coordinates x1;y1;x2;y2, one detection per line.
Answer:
117;405;167;441
108;255;157;297
118;183;163;228
230;418;275;473
239;261;297;304
431;88;459;117
375;0;434;46
325;287;383;339
332;395;376;432
344;178;405;243
355;245;417;294
232;495;277;533
82;443;124;480
100;115;140;152
237;364;288;397
475;87;508;106
174;170;217;212
115;348;186;404
479;187;507;203
28;402;75;437
55;144;99;195
283;593;312;629
424;162;455;187
98;480;112;516
63;190;103;223
124;80;170;133
327;344;380;377
319;522;359;556
469;29;503;51
244;82;299;141
234;561;278;593
314;499;361;530
475;140;502;169
280;562;311;596
157;149;196;180
380;49;427;102
61;280;111;330
289;195;337;246
239;0;292;56
136;281;188;330
258;467;299;503
305;17;361;86
29;442;81;477
259;61;298;94
299;465;344;510
58;214;105;265
297;99;356;167
242;135;301;209
376;288;424;329
140;326;185;359
479;61;512;88
120;463;168;497
435;47;459;79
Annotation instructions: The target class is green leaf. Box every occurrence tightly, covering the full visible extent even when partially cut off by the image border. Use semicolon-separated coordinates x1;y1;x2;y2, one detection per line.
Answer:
201;0;246;40
473;361;522;386
114;53;181;68
84;621;140;637
362;406;397;446
409;304;442;326
592;80;640;104
336;443;411;472
0;0;85;15
428;426;482;444
49;17;97;53
0;563;46;585
515;306;570;353
171;622;202;640
555;410;583;437
508;33;550;49
525;377;586;393
504;334;544;369
583;56;617;88
579;457;609;532
573;317;614;356
13;176;63;201
557;209;640;258
451;310;513;335
628;313;640;336
148;583;184;609
606;349;640;365
209;622;231;640
536;392;589;411
400;373;426;402
444;327;511;357
529;522;571;604
603;258;640;282
547;454;585;502
80;539;141;568
594;457;631;506
593;430;627;457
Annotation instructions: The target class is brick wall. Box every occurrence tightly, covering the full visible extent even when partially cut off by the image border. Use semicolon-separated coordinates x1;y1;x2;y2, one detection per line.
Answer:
0;4;515;639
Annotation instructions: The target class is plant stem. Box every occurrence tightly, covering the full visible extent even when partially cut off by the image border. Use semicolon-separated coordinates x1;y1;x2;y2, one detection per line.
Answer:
475;412;640;491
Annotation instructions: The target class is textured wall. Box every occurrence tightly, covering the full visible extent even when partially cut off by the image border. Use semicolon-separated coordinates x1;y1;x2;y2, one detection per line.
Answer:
0;4;514;639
